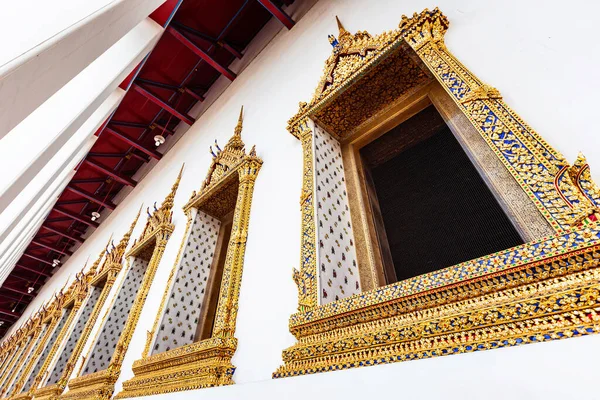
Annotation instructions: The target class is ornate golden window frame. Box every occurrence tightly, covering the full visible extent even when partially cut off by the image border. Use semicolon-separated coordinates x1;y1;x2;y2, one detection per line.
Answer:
275;9;600;378
11;273;90;400
60;171;181;400
2;270;86;400
0;312;46;396
116;108;263;398
33;212;140;400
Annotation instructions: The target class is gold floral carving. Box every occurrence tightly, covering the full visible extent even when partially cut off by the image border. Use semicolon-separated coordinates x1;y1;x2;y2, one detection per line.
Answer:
278;8;600;378
59;171;181;400
116;107;263;398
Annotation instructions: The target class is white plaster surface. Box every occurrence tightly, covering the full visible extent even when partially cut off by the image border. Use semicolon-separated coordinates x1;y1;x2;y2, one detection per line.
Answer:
0;0;166;139
3;0;600;399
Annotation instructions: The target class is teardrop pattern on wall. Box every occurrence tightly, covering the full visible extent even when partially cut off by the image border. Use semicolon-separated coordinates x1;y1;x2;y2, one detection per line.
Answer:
46;287;103;385
22;310;71;391
152;210;221;355
83;257;149;375
314;124;361;304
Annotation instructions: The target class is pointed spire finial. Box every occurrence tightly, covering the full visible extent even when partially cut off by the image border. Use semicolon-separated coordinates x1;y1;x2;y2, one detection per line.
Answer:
89;233;112;275
226;106;245;149
334;15;351;44
336;16;345;33
234;105;244;137
160;164;184;211
123;205;143;243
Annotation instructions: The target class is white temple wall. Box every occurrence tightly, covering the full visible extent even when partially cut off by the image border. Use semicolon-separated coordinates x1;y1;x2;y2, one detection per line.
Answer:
4;0;600;398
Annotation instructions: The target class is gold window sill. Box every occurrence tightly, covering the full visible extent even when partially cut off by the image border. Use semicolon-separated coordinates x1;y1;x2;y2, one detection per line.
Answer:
115;337;237;398
31;383;63;400
59;369;116;400
274;228;600;377
11;393;33;400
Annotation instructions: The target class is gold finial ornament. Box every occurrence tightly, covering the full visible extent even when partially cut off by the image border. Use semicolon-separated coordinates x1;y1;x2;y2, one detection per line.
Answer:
335;15;351;42
198;106;251;191
227;105;245;149
162;164;185;211
131;166;183;249
88;234;113;276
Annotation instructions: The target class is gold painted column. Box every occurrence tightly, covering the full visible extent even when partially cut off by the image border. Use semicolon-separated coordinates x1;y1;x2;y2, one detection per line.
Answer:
212;157;263;340
292;121;319;312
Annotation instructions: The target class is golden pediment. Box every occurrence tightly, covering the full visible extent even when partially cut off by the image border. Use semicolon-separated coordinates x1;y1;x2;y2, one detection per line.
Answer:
286;11;449;139
184;106;261;214
127;167;181;258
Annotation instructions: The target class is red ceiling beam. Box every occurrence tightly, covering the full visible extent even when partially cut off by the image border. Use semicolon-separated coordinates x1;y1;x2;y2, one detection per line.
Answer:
220;42;243;59
53;207;100;228
182;87;204;102
130;152;151;163
151;123;175;136
0;309;19;319
84;159;137;187
0;290;27;302
171;22;243;59
66;186;116;210
6;272;37;283
15;264;51;277
257;0;295;30
2;285;34;297
31;240;73;256
166;27;237;81
104;127;163;161
133;84;196;125
0;316;18;324
22;253;53;266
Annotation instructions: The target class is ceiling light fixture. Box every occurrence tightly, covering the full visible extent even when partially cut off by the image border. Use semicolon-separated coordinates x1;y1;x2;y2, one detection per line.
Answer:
27;287;34;294
154;134;166;147
91;211;101;221
52;259;61;267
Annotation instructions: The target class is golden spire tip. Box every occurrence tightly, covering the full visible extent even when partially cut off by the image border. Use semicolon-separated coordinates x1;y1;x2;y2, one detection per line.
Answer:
234;105;244;136
335;16;346;33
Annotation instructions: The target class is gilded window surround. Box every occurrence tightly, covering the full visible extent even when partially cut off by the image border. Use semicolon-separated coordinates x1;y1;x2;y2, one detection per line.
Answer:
4;274;85;399
276;8;600;378
11;273;91;400
0;316;44;395
116;107;263;398
59;169;181;400
33;210;141;400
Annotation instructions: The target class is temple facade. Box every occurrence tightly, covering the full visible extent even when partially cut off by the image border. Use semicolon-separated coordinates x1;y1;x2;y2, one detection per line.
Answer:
0;1;599;399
